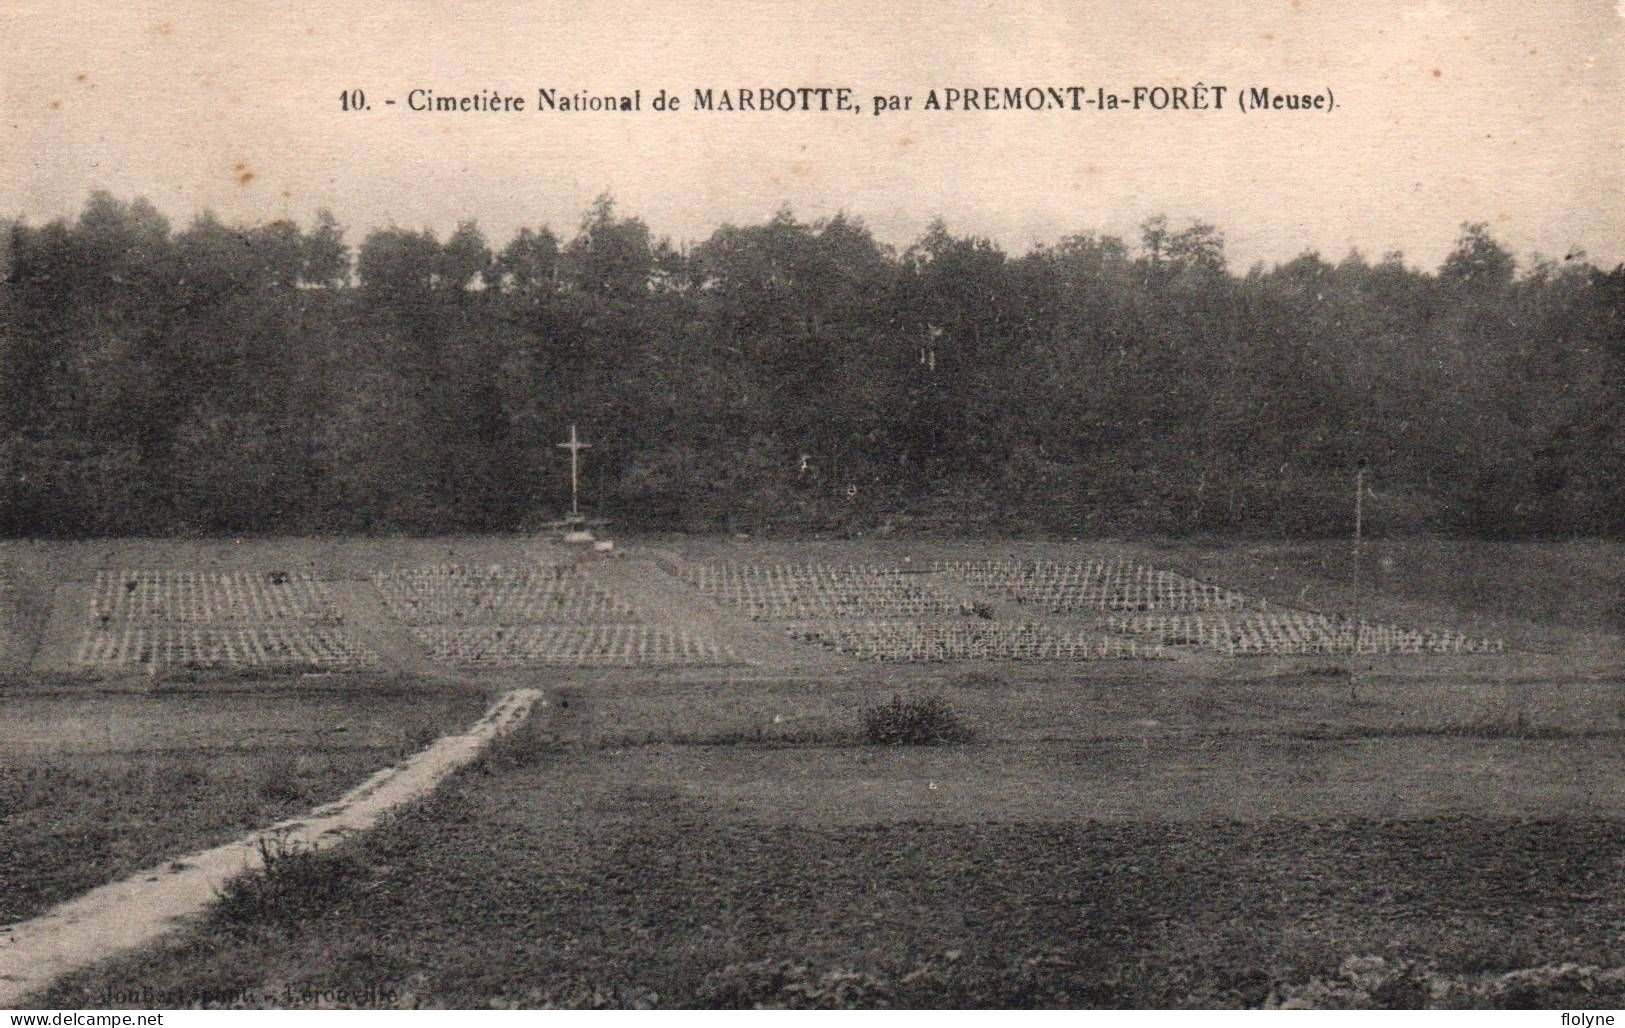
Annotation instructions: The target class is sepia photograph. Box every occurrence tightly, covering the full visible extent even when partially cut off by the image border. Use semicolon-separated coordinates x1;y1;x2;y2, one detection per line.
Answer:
1;0;1622;1015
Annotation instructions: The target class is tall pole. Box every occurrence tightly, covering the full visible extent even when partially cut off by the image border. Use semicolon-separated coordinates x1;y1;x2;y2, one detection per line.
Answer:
1348;458;1367;699
1352;458;1366;642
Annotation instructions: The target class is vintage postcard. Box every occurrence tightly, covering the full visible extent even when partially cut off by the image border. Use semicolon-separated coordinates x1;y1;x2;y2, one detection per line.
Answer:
1;0;1621;1015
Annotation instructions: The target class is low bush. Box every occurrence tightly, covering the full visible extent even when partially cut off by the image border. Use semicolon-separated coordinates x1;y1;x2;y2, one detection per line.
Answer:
859;692;973;746
211;833;365;930
257;753;318;805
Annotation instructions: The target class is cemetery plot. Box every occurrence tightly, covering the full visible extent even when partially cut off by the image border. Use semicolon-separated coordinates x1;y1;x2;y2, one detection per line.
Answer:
678;561;1162;662
936;557;1507;658
679;563;955;620
75;624;380;670
90;570;342;623
373;562;738;668
374;563;637;625
934;558;1247;612
781;619;1167;662
411;624;738;668
1108;611;1507;656
75;569;378;670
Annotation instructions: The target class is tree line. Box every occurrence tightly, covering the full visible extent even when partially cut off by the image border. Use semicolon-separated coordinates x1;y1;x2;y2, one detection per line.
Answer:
3;192;1620;538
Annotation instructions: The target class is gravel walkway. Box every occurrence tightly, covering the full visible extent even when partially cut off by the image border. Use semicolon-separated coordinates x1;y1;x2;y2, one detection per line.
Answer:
0;688;543;1007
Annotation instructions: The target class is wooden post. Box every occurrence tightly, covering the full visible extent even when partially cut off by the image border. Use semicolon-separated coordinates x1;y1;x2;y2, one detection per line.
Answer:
1352;459;1366;637
1350;458;1367;701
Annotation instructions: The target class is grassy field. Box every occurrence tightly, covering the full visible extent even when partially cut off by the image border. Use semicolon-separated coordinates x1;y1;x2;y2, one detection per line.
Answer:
0;535;551;581
31;731;1625;1008
25;659;1625;1008
0;677;488;924
6;534;1622;1008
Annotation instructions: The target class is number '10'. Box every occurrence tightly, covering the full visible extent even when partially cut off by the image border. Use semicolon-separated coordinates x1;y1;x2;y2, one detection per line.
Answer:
340;89;366;111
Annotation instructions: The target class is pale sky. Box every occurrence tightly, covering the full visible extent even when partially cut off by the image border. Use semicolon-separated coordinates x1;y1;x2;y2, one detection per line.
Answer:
4;0;1622;272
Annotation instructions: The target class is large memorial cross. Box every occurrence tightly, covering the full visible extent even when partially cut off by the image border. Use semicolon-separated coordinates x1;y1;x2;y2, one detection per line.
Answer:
556;424;592;518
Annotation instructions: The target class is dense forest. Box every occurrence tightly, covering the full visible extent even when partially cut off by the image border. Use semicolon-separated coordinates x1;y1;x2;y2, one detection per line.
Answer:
2;192;1621;539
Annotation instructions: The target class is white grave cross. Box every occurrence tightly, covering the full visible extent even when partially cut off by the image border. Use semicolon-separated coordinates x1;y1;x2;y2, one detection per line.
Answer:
556;424;592;517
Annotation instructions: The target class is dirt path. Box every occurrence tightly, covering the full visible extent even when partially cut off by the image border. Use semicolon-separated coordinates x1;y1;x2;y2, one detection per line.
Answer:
326;580;431;671
28;582;89;674
0;688;543;1007
593;555;853;673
